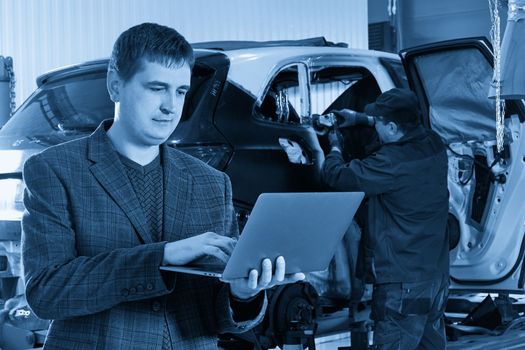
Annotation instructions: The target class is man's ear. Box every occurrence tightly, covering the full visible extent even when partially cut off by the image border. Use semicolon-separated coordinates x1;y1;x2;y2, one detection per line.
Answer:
387;121;398;135
107;69;122;103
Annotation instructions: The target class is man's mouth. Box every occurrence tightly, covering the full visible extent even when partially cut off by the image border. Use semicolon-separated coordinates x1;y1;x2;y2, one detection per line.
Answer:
152;118;173;123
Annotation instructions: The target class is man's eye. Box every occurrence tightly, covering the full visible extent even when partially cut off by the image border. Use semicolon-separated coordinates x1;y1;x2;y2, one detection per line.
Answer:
150;87;164;92
177;90;188;96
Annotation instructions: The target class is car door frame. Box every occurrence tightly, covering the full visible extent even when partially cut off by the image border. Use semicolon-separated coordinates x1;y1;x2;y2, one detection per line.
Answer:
400;37;525;292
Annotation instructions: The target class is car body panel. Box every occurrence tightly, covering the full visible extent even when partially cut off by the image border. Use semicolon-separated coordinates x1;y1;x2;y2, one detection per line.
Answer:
401;37;525;292
216;50;395;205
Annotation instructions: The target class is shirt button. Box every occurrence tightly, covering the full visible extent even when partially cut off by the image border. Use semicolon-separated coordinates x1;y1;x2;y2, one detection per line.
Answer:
146;283;154;290
129;287;137;294
121;288;129;296
136;284;144;293
152;301;161;312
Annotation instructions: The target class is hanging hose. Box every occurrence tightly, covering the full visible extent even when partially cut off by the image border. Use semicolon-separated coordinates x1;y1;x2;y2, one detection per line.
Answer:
488;0;506;154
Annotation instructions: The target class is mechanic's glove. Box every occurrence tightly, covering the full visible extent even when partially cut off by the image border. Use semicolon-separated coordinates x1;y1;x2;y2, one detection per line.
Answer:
327;129;344;152
331;109;375;128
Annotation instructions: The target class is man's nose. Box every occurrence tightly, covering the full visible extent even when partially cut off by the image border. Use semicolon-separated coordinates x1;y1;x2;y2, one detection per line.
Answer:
160;93;177;115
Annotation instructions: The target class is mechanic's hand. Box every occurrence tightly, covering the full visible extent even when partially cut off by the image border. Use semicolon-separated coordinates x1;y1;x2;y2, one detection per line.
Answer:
162;232;236;266
327;129;344;151
332;109;374;128
312;113;336;135
227;256;305;300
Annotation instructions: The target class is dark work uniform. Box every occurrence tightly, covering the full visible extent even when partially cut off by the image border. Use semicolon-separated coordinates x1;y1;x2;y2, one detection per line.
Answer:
322;125;449;350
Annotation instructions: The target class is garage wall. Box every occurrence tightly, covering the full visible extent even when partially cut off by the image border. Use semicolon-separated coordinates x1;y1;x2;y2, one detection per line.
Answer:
0;0;368;107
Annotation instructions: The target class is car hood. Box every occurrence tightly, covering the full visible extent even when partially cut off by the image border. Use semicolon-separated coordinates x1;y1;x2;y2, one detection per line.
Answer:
0;148;36;236
0;140;45;174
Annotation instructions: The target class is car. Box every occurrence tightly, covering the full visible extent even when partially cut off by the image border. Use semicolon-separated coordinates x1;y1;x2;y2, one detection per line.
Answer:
1;37;524;349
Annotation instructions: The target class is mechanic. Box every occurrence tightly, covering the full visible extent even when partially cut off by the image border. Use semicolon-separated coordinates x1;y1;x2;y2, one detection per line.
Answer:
21;23;303;349
321;88;450;349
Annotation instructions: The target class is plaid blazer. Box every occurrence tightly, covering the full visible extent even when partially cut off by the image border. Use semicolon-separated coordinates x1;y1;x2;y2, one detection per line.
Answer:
21;121;266;350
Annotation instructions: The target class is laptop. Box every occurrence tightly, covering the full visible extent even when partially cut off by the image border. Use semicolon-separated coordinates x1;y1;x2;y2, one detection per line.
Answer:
160;192;364;281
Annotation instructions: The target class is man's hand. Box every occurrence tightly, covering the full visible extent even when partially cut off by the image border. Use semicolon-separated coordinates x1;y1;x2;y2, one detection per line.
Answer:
162;232;236;266
226;256;305;300
332;109;374;128
327;129;344;152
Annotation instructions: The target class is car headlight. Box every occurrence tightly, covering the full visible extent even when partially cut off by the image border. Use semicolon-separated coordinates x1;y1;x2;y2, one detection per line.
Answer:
175;144;232;171
0;178;25;221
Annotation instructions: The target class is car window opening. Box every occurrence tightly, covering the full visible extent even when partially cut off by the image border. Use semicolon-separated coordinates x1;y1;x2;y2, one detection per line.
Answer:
256;65;302;125
255;65;383;131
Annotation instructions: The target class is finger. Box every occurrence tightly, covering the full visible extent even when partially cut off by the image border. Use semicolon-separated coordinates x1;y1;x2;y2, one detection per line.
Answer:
274;256;285;282
293;272;306;281
286;272;306;282
268;273;305;288
204;245;230;263
207;234;237;255
217;236;237;255
259;258;272;287
248;269;258;290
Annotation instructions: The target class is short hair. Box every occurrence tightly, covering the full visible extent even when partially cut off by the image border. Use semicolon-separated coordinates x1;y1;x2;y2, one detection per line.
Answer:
109;22;195;81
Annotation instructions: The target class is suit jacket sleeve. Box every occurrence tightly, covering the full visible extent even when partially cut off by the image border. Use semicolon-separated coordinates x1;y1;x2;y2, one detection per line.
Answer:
21;154;174;320
215;173;268;333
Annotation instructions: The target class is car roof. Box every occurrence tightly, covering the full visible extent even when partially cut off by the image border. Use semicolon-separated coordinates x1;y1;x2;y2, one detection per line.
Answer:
35;50;223;87
36;39;400;100
36;59;109;86
191;37;347;50
221;46;399;99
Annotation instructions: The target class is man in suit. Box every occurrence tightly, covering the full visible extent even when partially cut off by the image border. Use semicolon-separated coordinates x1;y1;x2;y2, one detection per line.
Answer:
21;23;304;349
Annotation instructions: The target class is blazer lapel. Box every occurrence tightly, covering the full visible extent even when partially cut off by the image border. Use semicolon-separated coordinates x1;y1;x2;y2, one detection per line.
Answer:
87;122;154;244
162;144;193;242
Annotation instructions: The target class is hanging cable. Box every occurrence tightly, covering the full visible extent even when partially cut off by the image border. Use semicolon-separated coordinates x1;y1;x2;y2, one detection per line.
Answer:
488;0;506;154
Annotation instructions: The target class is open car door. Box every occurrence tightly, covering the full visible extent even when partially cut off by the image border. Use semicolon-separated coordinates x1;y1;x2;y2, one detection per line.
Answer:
400;38;525;292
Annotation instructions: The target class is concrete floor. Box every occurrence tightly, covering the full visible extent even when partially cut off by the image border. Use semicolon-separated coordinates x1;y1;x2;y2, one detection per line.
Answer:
273;329;525;350
272;332;352;350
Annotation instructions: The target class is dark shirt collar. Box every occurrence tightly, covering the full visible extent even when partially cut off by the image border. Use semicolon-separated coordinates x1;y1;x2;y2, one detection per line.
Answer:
118;151;162;174
392;125;427;145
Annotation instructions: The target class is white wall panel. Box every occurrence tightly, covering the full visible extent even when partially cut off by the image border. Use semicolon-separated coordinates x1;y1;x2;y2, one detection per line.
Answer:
0;0;368;106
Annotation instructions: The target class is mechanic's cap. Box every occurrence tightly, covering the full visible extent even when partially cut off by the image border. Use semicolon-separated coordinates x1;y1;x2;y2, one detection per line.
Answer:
364;88;419;125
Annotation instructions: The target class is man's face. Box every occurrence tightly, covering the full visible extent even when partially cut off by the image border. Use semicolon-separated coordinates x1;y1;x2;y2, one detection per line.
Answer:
112;59;191;147
373;116;389;143
373;116;398;144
